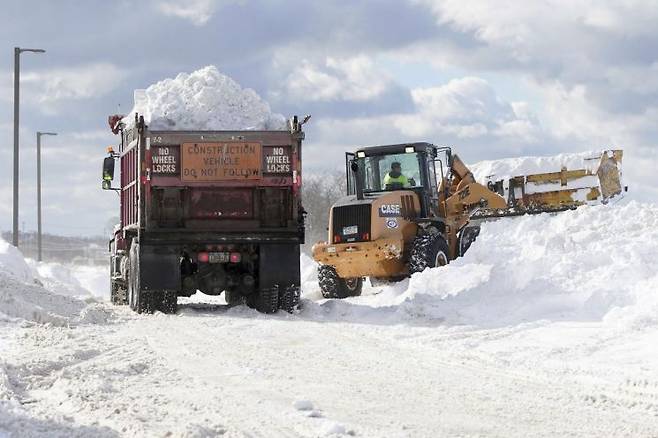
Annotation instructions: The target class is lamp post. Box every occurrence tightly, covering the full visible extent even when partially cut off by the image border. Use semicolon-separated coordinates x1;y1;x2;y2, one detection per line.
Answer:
36;131;57;262
13;47;46;248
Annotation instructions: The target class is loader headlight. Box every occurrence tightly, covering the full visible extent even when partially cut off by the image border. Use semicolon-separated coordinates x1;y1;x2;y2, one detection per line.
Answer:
405;146;415;153
356;151;366;158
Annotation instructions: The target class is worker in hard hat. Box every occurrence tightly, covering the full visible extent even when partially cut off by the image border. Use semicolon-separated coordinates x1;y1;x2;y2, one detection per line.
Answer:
383;161;415;189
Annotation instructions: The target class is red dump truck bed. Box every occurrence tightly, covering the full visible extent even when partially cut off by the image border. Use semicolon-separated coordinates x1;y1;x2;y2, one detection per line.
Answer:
105;114;307;315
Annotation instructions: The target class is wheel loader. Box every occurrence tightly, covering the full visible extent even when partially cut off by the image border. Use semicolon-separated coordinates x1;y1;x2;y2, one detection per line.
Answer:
311;143;623;298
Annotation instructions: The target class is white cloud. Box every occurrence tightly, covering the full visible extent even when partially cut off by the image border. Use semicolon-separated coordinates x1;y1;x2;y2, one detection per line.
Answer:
21;63;128;104
154;0;241;26
417;0;658;54
395;0;658;195
394;77;541;143
283;55;394;102
303;75;544;171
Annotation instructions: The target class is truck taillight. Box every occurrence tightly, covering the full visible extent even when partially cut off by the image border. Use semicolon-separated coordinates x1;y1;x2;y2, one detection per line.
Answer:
197;252;209;263
362;232;370;241
229;252;241;263
334;235;342;243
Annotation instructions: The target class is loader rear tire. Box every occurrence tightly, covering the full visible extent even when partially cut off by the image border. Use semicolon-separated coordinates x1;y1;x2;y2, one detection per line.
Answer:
409;234;450;275
318;265;363;299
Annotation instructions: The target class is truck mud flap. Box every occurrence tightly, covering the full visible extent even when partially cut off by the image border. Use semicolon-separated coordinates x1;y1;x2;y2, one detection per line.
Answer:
140;246;181;291
259;244;300;289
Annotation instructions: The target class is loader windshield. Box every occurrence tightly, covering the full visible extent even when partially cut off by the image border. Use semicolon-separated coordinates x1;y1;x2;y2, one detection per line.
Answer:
356;152;423;193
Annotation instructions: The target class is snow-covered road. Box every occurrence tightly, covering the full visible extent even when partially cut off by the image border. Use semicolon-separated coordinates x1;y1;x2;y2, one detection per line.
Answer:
2;201;658;437
3;299;657;438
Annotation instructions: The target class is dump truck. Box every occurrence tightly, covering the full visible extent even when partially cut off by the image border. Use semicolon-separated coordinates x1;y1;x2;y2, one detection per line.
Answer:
102;113;309;314
312;143;623;298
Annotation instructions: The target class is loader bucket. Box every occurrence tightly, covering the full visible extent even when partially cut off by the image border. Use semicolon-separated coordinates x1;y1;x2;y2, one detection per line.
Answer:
596;150;624;201
480;149;624;215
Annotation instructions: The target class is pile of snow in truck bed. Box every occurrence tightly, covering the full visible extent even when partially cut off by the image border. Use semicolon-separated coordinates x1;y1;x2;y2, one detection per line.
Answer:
124;65;287;131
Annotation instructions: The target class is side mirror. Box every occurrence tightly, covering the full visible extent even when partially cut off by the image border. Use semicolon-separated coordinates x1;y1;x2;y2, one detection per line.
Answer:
350;160;364;200
102;156;115;190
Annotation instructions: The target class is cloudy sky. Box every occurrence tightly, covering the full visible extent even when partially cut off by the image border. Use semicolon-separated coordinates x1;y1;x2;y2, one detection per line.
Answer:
1;0;657;237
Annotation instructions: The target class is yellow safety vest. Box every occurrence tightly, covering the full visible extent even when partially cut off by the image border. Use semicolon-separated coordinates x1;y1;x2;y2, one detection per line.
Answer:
383;172;409;187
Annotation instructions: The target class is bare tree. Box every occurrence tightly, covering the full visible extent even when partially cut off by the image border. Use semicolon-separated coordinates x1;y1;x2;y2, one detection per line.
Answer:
302;171;346;253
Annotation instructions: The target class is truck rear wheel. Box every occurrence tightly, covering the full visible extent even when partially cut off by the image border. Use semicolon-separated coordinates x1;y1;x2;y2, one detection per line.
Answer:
409;234;450;275
318;265;363;299
157;291;178;314
111;282;127;305
254;286;279;314
224;289;244;307
279;285;300;313
128;243;153;314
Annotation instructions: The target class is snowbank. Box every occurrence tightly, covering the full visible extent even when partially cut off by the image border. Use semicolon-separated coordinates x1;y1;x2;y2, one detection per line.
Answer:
124;65;287;131
0;239;34;284
399;201;658;329
303;200;657;334
0;239;109;326
28;260;109;301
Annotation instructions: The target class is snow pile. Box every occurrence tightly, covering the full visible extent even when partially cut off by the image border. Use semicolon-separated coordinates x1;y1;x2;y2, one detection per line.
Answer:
469;150;612;182
28;261;109;301
300;253;323;300
400;201;658;328
0;239;34;284
0;238;106;326
125;65;287;131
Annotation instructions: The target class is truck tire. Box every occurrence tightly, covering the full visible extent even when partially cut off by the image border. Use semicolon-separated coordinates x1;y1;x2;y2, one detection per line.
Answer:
111;282;127;305
255;286;279;314
409;234;450;275
318;265;363;299
279;285;300;313
158;291;178;314
458;225;480;257
128;243;153;314
224;289;244;307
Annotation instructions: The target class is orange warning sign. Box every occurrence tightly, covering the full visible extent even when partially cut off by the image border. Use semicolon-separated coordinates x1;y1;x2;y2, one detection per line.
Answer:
181;142;262;181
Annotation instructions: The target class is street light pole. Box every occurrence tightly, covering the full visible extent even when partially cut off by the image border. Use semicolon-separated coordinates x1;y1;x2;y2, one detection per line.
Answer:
12;47;45;248
36;131;57;262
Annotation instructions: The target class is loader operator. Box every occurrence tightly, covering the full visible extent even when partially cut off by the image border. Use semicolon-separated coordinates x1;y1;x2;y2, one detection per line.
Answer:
383;162;414;189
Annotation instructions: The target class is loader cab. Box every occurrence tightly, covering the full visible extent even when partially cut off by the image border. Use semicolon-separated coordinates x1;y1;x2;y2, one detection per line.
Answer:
346;143;451;217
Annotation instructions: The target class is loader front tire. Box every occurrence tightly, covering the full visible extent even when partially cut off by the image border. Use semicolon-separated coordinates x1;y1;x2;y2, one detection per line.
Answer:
409;234;450;275
318;265;363;299
458;226;480;257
